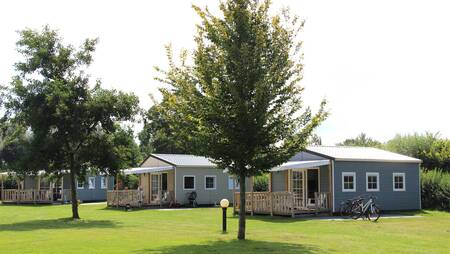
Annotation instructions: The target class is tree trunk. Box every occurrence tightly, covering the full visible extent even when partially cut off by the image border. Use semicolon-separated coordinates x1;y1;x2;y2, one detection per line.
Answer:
69;166;80;219
237;173;246;240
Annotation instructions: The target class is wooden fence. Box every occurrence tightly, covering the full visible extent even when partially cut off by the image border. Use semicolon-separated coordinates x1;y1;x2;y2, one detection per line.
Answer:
107;190;143;207
1;189;53;203
234;191;331;217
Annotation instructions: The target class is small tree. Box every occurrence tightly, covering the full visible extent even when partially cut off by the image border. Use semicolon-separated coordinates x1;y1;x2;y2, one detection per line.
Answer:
156;0;327;239
2;26;140;219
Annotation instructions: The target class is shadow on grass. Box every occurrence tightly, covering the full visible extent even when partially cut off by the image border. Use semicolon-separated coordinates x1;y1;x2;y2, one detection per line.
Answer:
134;240;323;254
0;218;120;231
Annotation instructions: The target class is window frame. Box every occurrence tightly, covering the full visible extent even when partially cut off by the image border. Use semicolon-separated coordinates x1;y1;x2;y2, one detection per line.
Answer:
393;172;406;191
183;175;196;191
88;177;96;189
204;175;217;190
76;180;84;190
100;176;107;189
366;172;380;192
342;172;356;192
228;176;240;190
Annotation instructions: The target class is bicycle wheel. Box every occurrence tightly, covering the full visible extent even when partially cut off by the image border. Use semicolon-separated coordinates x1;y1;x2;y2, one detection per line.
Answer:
339;203;348;217
351;205;363;220
367;205;381;222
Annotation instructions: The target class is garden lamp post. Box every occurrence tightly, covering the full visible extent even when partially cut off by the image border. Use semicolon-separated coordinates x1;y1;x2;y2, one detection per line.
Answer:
220;198;229;233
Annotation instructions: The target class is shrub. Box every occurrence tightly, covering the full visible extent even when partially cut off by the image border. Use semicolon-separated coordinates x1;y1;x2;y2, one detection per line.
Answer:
421;169;450;211
253;174;269;192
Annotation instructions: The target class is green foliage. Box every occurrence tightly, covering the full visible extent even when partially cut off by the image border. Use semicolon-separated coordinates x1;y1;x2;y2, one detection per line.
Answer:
156;0;327;177
386;132;450;171
138;102;190;157
253;174;269;192
1;26;140;218
155;0;327;239
337;133;381;147
421;169;450;211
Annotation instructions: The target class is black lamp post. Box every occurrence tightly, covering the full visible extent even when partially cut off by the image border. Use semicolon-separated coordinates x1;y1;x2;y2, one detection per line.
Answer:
220;198;229;233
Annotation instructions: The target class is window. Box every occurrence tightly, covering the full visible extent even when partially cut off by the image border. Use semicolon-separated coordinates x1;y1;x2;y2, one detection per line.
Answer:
205;175;216;190
100;177;107;189
77;180;84;189
366;173;379;191
88;177;96;189
342;172;356;192
393;173;405;191
183;175;195;190
228;176;240;190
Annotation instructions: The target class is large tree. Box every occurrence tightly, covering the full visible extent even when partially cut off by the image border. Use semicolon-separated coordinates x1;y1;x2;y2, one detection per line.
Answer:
138;100;191;157
2;26;140;219
156;0;327;239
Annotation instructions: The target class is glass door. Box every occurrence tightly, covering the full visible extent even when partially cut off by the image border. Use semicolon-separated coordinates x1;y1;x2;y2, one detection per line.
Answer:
292;170;305;208
151;174;160;203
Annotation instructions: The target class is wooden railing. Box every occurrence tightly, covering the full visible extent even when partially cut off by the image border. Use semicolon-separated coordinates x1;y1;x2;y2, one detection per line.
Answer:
107;190;143;207
234;191;331;217
1;189;53;203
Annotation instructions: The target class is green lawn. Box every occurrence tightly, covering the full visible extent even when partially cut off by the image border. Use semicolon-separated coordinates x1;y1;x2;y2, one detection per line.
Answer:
0;204;448;254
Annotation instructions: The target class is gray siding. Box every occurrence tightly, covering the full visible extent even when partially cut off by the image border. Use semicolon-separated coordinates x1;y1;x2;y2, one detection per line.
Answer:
272;171;286;192
333;161;421;211
174;167;249;205
319;165;330;192
75;175;114;202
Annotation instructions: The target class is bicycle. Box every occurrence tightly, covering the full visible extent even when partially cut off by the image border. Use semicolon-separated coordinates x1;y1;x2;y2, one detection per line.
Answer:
351;195;381;221
339;196;364;216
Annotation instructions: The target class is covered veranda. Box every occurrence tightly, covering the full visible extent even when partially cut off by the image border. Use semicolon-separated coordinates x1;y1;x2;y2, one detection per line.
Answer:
107;166;175;207
233;160;333;217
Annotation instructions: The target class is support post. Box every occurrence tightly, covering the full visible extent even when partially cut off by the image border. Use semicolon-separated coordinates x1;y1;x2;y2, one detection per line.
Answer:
250;176;254;216
232;176;236;215
116;174;119;208
1;176;3;202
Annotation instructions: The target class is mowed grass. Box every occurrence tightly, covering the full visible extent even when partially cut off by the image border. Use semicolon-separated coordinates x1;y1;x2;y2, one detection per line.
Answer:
0;204;448;254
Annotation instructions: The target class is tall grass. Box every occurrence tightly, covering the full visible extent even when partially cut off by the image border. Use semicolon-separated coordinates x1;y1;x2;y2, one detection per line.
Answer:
421;169;450;211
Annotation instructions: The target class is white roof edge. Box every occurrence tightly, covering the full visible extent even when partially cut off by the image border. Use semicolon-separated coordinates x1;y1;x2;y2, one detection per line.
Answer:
271;160;330;172
122;166;174;175
335;158;422;163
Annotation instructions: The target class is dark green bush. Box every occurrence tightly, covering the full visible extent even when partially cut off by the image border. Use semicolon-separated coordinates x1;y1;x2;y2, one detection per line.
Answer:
253;174;269;192
421;169;450;211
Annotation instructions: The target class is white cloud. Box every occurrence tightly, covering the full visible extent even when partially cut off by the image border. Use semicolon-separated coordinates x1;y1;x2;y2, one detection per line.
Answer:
0;0;448;145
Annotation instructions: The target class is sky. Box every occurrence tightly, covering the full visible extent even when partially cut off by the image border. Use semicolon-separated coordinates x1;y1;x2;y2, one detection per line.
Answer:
0;0;449;145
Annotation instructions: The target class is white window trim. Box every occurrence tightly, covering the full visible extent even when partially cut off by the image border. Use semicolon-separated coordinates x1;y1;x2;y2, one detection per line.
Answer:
183;175;196;190
88;177;96;189
204;175;217;190
100;176;107;189
393;172;406;191
76;180;84;190
366;172;380;192
342;172;356;192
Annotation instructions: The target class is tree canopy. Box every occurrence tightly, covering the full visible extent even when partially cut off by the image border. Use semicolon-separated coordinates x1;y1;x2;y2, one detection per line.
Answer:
336;133;381;147
1;26;140;219
156;0;327;239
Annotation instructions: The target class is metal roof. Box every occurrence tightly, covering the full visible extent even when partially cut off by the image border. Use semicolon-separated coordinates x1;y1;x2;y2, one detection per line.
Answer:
271;160;330;172
152;154;216;167
306;146;422;163
123;166;174;175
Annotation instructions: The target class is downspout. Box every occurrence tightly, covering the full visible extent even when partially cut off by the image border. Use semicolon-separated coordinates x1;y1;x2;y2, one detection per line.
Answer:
174;167;177;204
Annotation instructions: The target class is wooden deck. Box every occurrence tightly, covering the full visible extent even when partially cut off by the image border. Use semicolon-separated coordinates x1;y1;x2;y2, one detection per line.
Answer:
233;191;331;217
107;190;144;207
1;189;54;204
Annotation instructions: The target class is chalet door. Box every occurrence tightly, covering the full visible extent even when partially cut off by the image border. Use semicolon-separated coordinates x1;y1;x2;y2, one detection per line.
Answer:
150;174;160;203
292;170;305;208
307;169;319;205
